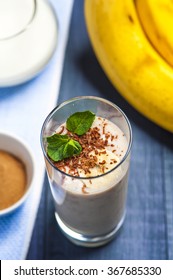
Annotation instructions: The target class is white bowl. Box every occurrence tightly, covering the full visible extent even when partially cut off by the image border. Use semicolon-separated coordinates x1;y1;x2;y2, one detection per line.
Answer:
0;131;35;216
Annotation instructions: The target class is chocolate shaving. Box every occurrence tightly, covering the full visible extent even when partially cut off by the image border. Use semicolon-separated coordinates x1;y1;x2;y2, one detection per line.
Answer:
58;125;65;134
53;125;117;176
82;183;88;194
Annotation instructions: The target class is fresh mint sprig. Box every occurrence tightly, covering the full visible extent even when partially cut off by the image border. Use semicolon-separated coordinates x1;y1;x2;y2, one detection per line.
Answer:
46;134;82;162
66;110;95;135
46;110;95;161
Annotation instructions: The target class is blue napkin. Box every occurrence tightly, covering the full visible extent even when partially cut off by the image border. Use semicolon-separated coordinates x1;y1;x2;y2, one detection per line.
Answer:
0;0;74;260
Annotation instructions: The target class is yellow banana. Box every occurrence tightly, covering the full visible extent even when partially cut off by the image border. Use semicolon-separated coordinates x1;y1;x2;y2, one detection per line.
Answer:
84;0;173;132
136;0;173;67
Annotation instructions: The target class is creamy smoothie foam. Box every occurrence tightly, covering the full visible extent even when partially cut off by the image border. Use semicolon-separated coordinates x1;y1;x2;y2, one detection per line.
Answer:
47;116;129;237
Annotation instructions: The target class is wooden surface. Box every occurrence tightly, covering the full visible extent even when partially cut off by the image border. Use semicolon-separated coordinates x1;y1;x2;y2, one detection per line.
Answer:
27;0;173;260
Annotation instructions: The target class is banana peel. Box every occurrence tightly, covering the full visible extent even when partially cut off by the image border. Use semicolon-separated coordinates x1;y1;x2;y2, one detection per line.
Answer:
136;0;173;67
84;0;173;132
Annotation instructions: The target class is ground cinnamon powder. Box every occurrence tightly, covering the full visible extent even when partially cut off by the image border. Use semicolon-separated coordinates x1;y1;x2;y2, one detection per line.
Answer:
0;150;26;210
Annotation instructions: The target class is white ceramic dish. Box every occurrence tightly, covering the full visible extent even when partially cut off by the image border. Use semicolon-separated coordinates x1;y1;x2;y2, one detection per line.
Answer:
0;131;35;216
0;0;58;86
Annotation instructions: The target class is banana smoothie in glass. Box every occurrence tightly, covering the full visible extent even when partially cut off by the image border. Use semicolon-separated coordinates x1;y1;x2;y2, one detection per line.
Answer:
41;96;132;247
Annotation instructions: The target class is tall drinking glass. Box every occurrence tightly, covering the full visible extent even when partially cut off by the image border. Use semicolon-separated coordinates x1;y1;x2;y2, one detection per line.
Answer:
41;96;132;247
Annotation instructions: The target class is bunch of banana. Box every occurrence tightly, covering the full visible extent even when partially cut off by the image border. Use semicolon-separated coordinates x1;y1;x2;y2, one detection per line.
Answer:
85;0;173;132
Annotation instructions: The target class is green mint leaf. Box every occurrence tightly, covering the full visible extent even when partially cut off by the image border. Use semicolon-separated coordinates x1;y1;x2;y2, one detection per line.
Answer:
66;111;95;135
47;134;69;147
63;139;82;158
46;134;82;161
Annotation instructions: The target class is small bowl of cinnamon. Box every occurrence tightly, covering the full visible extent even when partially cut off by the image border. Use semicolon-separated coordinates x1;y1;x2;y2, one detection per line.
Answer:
0;131;35;216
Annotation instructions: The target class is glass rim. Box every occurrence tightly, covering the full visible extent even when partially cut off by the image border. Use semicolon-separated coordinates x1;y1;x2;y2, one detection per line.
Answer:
0;0;37;41
40;96;133;180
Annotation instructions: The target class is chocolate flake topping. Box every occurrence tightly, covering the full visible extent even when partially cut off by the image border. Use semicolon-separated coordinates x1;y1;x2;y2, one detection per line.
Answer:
54;126;112;176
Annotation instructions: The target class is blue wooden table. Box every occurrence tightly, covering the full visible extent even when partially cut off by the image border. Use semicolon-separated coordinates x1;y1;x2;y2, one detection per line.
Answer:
27;0;173;260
